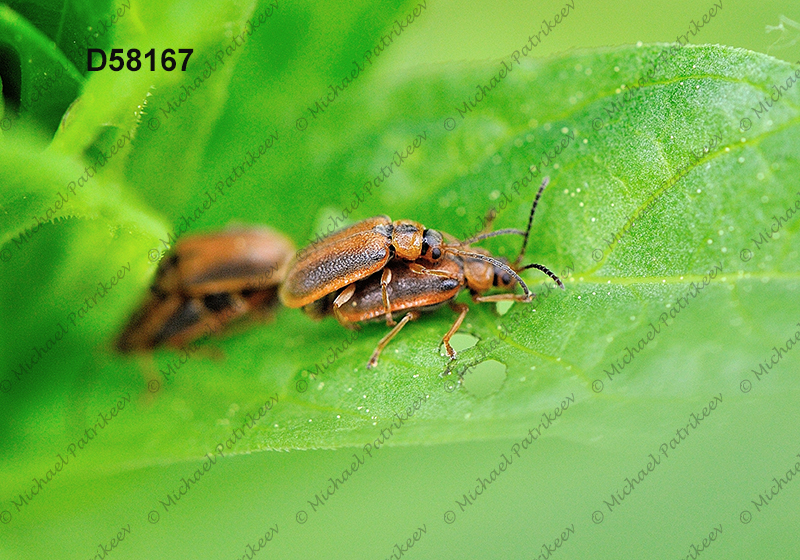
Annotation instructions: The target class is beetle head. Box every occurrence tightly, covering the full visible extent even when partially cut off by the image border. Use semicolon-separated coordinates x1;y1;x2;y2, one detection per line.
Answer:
419;228;444;262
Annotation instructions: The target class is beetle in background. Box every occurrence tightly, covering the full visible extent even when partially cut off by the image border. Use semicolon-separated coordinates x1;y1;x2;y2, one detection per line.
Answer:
291;177;564;368
117;227;295;352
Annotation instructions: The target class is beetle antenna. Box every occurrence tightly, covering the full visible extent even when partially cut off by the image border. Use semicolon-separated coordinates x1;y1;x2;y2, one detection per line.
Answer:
514;176;550;266
460;228;526;245
445;247;532;301
518;262;564;289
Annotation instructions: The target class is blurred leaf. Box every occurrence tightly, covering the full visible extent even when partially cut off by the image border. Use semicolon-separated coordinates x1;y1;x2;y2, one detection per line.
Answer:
0;4;83;137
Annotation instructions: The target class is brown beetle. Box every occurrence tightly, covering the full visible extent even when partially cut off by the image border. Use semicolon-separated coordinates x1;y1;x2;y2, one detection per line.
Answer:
116;227;295;352
301;178;564;368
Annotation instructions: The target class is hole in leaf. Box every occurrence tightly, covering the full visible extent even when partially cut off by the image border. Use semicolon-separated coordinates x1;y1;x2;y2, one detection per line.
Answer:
448;332;478;353
461;359;507;398
496;301;513;315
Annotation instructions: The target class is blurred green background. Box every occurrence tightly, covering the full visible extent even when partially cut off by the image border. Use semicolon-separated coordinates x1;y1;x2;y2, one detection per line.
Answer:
2;0;800;558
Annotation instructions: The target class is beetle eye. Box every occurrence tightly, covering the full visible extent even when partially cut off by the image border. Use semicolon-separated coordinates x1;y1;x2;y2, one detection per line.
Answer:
501;273;511;285
431;248;442;260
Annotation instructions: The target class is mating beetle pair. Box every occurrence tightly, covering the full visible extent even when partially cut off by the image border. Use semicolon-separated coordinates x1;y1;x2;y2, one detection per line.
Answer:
118;178;563;368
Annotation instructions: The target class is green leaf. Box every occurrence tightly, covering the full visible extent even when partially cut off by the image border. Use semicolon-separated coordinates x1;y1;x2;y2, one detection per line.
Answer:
3;39;800;498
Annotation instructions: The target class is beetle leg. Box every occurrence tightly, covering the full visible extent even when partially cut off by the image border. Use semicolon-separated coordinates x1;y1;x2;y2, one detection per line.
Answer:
438;302;469;360
333;284;357;327
367;311;421;369
407;262;453;278
473;293;532;303
380;268;396;326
